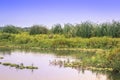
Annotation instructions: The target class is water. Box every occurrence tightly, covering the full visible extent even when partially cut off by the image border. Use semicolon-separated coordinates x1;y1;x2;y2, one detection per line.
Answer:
0;49;119;80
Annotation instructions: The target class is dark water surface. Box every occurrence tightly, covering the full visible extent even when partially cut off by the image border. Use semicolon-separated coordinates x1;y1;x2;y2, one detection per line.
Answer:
0;49;119;80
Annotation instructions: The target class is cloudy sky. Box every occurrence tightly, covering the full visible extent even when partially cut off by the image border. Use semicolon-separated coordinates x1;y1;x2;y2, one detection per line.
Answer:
0;0;120;27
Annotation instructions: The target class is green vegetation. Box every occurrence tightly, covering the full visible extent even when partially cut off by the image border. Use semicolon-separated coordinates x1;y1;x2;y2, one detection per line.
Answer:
2;25;19;34
29;25;48;35
0;21;120;37
0;56;4;59
51;24;63;34
1;62;38;70
50;48;120;73
0;21;120;73
0;34;119;49
26;66;38;69
2;62;11;66
107;48;120;73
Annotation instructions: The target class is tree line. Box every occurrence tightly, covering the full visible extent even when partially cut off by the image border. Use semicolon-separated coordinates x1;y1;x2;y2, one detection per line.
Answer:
0;21;120;38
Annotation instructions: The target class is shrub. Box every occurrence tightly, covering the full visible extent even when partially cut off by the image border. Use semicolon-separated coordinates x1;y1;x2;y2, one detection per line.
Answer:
29;25;48;35
2;25;19;34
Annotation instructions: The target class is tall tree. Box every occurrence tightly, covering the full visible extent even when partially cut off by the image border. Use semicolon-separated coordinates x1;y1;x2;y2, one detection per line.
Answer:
51;24;63;34
63;23;76;37
75;22;93;38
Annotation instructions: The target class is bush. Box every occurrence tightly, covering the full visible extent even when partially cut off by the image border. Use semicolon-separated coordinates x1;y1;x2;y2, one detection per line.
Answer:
51;24;63;34
2;25;19;34
29;25;48;35
0;33;15;41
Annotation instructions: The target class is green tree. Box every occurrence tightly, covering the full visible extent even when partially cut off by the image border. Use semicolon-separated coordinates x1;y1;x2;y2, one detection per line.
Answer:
63;23;76;38
29;25;48;35
111;21;120;38
3;25;19;34
75;22;93;38
51;24;63;34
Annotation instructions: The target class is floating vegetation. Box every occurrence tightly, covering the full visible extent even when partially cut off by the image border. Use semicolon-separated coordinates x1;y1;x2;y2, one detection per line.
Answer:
49;59;82;68
2;63;11;66
86;67;113;71
0;56;4;59
26;66;38;69
10;64;19;67
64;61;82;68
1;62;38;70
49;59;112;72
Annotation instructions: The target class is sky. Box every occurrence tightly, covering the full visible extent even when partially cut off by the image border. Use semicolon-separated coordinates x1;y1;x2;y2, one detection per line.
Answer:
0;0;120;28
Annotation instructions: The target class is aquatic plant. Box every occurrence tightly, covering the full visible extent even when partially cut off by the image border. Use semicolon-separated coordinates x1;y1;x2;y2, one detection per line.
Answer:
2;62;11;66
0;56;4;59
1;62;38;70
26;66;38;69
10;64;19;67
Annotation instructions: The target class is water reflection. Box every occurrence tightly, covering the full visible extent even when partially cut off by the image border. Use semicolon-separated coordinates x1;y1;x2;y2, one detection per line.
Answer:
0;48;120;80
0;48;12;55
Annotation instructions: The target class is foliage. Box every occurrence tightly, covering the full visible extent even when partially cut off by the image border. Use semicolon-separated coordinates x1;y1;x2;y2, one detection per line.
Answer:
63;23;76;38
2;25;19;34
75;22;93;38
51;24;63;34
0;32;119;49
0;21;120;73
107;48;120;72
0;31;119;73
0;21;120;38
0;33;15;41
29;25;48;35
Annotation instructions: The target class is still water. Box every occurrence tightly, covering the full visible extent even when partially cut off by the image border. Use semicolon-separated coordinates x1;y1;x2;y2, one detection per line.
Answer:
0;49;119;80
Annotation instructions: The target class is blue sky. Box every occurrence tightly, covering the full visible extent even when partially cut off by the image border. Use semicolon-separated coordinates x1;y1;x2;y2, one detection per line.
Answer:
0;0;120;27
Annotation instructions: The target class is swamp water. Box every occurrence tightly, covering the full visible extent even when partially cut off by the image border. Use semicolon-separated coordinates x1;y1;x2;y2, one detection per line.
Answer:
0;49;119;80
